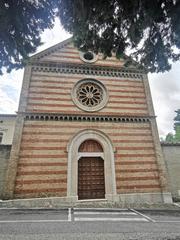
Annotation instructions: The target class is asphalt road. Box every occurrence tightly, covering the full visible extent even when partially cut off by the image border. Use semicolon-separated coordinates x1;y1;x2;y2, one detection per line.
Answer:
0;208;180;240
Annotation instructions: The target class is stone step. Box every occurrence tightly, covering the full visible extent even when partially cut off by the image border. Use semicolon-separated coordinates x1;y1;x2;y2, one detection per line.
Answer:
0;198;178;209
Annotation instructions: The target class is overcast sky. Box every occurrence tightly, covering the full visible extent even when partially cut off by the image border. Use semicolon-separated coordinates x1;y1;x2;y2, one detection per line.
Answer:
0;18;180;138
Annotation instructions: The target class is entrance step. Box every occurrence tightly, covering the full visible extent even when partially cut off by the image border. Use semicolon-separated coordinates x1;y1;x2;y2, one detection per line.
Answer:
0;197;72;209
0;198;178;209
0;197;113;209
75;199;109;208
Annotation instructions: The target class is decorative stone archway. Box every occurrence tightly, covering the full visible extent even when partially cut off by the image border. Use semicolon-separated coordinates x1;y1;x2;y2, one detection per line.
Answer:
67;129;117;201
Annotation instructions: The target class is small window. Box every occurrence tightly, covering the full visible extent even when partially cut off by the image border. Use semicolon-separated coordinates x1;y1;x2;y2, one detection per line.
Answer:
79;51;98;63
0;132;3;144
83;52;94;61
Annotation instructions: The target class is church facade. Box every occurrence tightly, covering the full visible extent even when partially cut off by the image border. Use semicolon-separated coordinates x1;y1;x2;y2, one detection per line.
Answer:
5;38;172;203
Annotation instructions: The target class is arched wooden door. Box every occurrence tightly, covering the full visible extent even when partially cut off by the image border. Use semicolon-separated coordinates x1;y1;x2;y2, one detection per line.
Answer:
78;140;105;200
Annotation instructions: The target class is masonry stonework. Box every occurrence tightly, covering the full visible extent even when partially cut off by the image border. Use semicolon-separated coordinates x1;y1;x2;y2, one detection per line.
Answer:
0;145;11;198
5;38;172;203
161;143;180;201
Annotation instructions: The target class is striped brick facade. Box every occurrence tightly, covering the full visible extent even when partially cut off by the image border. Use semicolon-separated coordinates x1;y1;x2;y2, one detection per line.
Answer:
15;121;159;199
5;38;172;203
27;72;148;115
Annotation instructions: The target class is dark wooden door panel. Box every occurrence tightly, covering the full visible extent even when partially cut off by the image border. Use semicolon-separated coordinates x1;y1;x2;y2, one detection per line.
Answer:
78;157;105;200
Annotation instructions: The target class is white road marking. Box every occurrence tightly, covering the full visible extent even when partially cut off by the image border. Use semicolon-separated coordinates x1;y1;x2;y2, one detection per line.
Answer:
173;203;180;208
73;208;128;211
74;211;137;215
155;220;180;223
73;208;150;222
0;208;19;210
68;208;72;222
0;208;69;210
0;209;70;223
74;217;148;222
0;220;69;223
130;209;156;222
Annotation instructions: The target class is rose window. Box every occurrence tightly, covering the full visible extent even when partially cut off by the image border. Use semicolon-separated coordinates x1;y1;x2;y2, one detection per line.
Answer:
77;83;103;107
72;79;108;112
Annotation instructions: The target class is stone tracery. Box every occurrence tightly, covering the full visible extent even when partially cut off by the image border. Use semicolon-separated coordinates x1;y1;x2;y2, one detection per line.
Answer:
72;79;108;112
77;82;103;107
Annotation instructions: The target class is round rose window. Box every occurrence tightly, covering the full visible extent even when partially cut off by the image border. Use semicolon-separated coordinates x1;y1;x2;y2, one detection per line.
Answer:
72;79;108;112
77;82;103;107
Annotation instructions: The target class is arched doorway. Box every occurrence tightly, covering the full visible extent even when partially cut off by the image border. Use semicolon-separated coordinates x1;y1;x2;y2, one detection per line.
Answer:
67;129;116;201
78;140;105;200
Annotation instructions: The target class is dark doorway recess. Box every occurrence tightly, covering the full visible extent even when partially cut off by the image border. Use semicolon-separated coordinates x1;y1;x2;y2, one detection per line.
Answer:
78;157;105;200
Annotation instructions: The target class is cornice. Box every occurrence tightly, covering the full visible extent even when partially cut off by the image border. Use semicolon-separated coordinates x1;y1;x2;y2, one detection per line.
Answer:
30;62;145;80
18;112;155;123
161;142;180;146
0;114;17;118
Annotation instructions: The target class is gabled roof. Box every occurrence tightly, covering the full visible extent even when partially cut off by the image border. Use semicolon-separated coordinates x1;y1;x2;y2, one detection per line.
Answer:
30;37;73;61
29;37;145;71
0;114;17;118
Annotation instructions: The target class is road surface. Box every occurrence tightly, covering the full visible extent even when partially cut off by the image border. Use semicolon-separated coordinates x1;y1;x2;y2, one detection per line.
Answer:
0;208;180;240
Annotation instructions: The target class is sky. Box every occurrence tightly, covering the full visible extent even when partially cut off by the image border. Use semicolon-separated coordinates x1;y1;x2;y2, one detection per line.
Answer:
0;18;180;139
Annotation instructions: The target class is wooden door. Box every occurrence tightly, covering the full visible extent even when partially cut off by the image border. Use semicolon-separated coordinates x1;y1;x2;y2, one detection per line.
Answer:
78;157;105;200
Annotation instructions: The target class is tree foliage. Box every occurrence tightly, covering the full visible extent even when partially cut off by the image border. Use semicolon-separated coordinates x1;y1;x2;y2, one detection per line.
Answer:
165;109;180;143
1;0;180;74
0;0;57;74
174;109;180;141
58;0;180;73
165;132;175;143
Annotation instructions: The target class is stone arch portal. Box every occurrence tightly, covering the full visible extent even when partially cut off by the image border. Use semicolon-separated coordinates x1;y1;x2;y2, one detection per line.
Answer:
67;129;117;201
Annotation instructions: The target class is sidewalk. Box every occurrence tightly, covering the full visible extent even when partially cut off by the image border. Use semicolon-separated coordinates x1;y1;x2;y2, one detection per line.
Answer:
0;197;180;209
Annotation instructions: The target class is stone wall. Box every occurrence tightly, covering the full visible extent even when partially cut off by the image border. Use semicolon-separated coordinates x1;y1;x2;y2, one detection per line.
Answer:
1;143;180;202
13;120;162;199
161;143;180;201
0;145;11;198
27;71;149;117
0;115;16;145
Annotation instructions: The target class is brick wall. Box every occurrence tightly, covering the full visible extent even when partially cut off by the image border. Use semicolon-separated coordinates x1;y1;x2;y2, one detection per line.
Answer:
39;43;125;68
27;71;148;116
0;145;11;198
14;120;161;199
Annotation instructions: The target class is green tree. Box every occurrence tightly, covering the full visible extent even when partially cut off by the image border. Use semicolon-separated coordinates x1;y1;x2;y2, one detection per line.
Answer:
1;0;180;74
165;132;175;143
58;0;180;73
165;109;180;143
0;0;58;74
174;109;180;142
